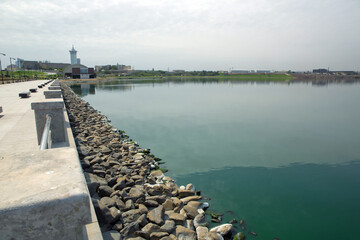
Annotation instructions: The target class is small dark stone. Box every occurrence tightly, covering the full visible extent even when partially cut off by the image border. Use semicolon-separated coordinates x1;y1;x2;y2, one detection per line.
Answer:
98;185;115;198
229;218;238;224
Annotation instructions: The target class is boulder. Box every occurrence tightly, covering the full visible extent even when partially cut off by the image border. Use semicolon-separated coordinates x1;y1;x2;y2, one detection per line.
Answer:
196;226;208;240
84;172;107;196
183;205;198;219
194;213;207;228
98;185;115;197
159;220;175;233
206;232;224;240
93;200;120;226
168;212;186;225
129;187;145;199
180;196;202;204
137;214;149;227
124;199;134;210
138;204;149;214
187;201;204;209
184;220;194;230
101;146;113;154
175;225;196;240
162;199;174;211
210;224;232;236
122;209;142;224
150;232;169;240
185;183;195;191
144;199;159;207
113;179;126;191
141;223;161;235
147;205;165;225
178;189;195;198
171;197;183;212
100;197;117;208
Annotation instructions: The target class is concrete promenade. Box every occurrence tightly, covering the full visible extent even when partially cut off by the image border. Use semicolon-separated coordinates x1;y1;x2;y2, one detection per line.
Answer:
0;81;102;240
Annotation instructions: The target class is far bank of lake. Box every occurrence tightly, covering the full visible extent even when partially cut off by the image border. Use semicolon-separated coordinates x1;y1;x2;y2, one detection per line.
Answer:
69;78;360;240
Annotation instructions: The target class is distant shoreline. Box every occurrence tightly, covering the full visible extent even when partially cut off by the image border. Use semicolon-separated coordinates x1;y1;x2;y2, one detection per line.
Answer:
61;73;360;85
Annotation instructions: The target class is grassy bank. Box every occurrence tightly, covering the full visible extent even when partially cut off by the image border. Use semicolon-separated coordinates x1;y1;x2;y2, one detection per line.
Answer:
94;73;293;83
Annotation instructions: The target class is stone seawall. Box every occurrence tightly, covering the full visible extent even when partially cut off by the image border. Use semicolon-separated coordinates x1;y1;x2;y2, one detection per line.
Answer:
61;83;242;240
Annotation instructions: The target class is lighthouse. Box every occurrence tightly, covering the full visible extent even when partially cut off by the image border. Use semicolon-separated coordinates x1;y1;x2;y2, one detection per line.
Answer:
69;45;77;65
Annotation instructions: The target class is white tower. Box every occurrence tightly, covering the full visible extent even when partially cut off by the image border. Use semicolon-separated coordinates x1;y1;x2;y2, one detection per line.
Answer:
69;45;77;65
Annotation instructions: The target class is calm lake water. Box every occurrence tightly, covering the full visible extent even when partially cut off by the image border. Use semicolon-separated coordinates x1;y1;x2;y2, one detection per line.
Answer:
70;79;360;240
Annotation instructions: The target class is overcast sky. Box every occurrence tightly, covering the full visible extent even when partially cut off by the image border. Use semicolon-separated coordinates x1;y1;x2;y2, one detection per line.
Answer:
0;0;359;71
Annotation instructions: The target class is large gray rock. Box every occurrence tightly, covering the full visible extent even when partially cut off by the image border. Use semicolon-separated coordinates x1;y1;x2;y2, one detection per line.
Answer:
113;179;126;191
162;199;174;211
101;146;113;154
98;185;115;197
147;205;165;225
122;209;142;224
175;225;197;240
160;220;176;233
178;189;195;198
93;200;120;226
180;196;202;204
168;212;186;225
84;172;107;196
137;214;149;227
209;224;232;236
183;205;198;219
78;145;91;156
102;230;122;240
196;226;208;240
141;222;161;234
128;187;145;199
150;232;169;240
194;213;207;228
100;197;117;208
206;232;224;240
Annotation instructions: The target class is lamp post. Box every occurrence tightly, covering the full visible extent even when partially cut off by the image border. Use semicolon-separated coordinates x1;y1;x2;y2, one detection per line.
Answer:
0;53;5;84
10;57;15;82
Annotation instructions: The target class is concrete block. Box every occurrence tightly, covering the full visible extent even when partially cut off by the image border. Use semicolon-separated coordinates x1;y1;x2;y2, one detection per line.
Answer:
19;92;30;98
31;101;66;145
48;86;61;90
44;90;62;99
30;88;38;93
0;148;94;240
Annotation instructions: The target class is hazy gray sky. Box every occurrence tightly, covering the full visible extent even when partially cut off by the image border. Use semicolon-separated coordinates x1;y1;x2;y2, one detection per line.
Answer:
0;0;359;71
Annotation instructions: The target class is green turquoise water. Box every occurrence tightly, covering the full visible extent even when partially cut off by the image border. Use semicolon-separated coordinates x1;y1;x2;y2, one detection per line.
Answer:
70;79;360;240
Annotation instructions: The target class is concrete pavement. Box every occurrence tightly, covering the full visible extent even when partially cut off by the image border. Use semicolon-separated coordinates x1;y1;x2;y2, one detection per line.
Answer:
0;80;102;240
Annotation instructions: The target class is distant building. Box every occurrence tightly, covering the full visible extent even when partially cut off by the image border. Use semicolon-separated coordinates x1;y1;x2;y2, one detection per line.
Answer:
64;64;96;79
40;62;70;69
256;70;271;73
69;45;78;65
313;69;329;74
77;58;81;64
6;64;21;71
230;70;250;74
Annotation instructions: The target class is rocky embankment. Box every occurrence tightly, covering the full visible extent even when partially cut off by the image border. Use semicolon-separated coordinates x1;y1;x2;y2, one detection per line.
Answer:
61;84;244;240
